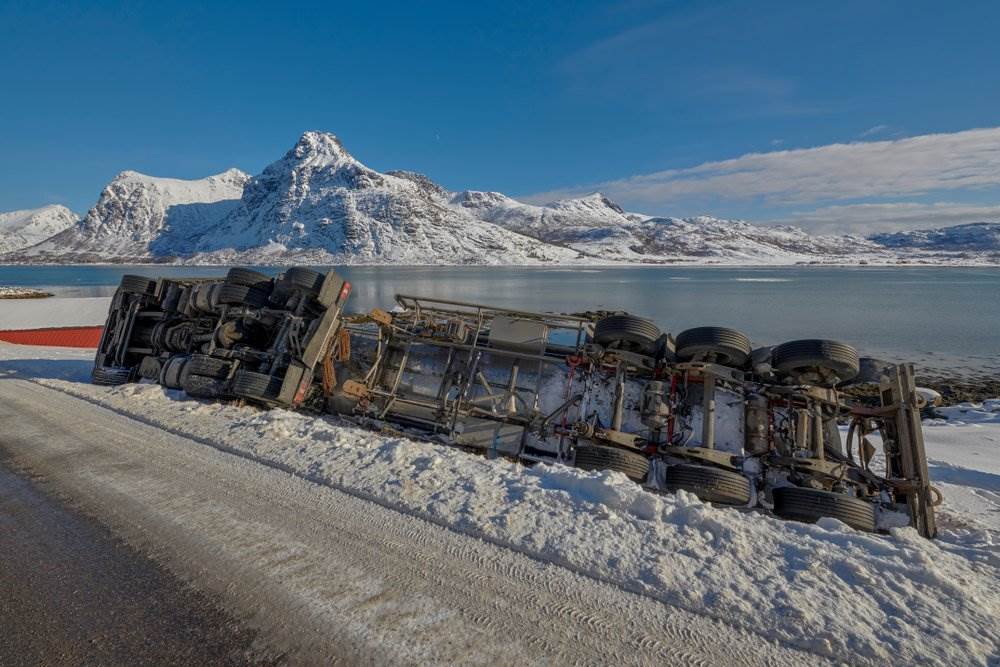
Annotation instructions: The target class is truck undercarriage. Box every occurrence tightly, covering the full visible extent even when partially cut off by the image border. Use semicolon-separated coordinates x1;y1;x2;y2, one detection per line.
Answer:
93;268;940;538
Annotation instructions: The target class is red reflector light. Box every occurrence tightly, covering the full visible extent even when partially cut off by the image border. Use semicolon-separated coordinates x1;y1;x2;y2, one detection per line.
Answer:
294;378;311;405
339;281;352;302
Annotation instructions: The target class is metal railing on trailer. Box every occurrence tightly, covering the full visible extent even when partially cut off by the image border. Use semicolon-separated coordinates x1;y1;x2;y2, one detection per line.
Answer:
343;295;598;461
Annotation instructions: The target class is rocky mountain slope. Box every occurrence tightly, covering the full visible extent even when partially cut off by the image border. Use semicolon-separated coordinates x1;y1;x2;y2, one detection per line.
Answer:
456;191;889;263
0;205;78;254
17;169;249;262
3;130;997;265
871;222;1000;252
176;132;577;264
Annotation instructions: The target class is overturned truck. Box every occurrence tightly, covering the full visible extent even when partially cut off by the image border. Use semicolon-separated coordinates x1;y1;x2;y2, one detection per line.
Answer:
93;268;940;538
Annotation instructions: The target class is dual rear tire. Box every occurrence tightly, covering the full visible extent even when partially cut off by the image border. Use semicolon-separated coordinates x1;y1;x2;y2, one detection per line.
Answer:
772;486;877;532
91;365;132;386
574;444;650;482
675;327;752;368
270;267;325;307
232;369;284;402
663;463;751;505
771;339;860;386
592;315;661;355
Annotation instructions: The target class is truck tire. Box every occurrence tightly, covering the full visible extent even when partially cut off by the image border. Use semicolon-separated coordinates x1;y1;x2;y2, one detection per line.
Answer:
232;370;284;402
216;284;269;309
271;267;325;306
225;267;273;291
159;355;190;390
574;444;649;482
119;275;156;296
771;339;860;387
664;463;752;505
675;327;752;367
92;365;132;386
182;374;231;399
772;486;877;532
188;354;233;379
592;315;661;355
137;356;163;380
281;267;325;293
191;283;220;313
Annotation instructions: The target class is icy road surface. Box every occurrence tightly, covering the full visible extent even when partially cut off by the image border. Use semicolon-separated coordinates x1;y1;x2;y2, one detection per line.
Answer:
1;343;998;665
0;375;820;665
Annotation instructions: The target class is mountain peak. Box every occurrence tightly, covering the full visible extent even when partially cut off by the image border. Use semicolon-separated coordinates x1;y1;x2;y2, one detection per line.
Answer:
0;204;79;254
109;168;249;188
113;169;147;182
293;131;354;163
547;192;626;215
580;192;625;213
451;190;514;209
217;167;252;182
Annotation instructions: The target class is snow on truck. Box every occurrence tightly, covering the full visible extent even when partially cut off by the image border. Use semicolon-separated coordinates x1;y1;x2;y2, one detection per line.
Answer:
92;267;940;538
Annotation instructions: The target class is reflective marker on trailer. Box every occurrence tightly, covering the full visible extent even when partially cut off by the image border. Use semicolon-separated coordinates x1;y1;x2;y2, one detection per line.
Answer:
339;281;352;303
294;377;312;406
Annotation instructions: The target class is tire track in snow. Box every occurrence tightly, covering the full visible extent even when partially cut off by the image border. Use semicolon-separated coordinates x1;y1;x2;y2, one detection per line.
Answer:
0;378;825;665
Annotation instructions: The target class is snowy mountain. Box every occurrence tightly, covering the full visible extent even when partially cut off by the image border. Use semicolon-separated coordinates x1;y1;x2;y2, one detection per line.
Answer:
4;129;998;265
870;222;1000;252
455;190;888;263
175;132;578;264
0;205;78;254
452;191;645;260
17;169;249;262
624;216;888;263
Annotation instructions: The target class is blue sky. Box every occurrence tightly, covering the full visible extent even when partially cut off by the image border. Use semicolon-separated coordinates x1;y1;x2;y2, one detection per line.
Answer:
2;0;999;233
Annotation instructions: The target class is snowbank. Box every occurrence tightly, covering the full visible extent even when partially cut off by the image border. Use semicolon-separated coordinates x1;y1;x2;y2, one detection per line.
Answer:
0;342;994;666
0;286;52;298
0;297;111;329
931;400;1000;425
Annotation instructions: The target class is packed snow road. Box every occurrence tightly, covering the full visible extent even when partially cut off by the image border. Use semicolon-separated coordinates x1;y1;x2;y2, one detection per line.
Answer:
0;461;271;666
0;377;820;665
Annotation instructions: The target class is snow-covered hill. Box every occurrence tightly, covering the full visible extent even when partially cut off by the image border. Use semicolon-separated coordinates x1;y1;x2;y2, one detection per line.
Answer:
176;132;579;265
628;216;889;263
452;191;645;260
455;190;890;263
871;222;1000;252
0;205;78;254
3;130;998;265
16;169;249;262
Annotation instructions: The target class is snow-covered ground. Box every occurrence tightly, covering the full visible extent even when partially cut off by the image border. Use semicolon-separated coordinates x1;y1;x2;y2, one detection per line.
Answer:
0;286;52;299
0;296;111;328
0;341;997;665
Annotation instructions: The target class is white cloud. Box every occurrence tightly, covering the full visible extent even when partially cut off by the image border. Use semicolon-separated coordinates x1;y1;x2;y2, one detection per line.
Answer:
858;124;890;138
769;202;1000;235
530;127;1000;207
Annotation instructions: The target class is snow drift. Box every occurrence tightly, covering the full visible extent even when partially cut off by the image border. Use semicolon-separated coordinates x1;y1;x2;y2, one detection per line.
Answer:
6;339;993;667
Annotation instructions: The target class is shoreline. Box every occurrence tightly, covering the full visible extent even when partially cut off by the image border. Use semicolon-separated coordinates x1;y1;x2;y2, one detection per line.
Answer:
909;372;1000;404
843;372;1000;405
0;286;53;299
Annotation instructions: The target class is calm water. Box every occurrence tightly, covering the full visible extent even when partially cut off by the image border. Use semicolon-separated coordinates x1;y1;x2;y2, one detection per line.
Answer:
2;265;998;371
